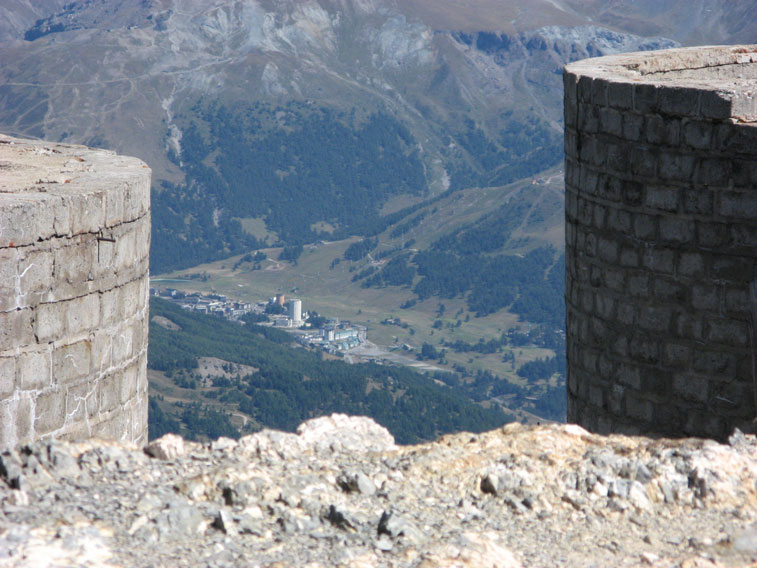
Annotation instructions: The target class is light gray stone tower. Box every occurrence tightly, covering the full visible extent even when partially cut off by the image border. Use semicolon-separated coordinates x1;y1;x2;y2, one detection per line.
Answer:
0;134;151;448
564;45;757;439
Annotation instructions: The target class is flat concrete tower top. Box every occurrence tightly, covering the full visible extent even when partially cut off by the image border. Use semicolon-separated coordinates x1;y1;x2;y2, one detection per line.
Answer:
0;134;150;248
565;45;757;123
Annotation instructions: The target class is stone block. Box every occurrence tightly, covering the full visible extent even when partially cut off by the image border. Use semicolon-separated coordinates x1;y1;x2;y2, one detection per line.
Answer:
91;331;114;375
638;306;671;333
622;181;643;206
630;335;660;362
678;253;705;277
0;309;34;352
17;249;54;304
646;115;680;146
91;412;128;441
34;388;65;435
731;91;757;122
691;285;719;311
658;87;700;117
719;192;757;220
619;247;639;268
597;238;618;262
589;386;604;408
625;394;653;422
642;247;674;274
606;143;629;174
697;158;731;187
35;302;66;344
633;83;659;113
622;113;644;141
598;176;622;202
119;364;139;405
725;288;750;312
99;287;122;327
675;312;704;340
579;168;599;196
617;365;641;389
672;374;709;403
658;152;696;182
692;350;739;375
0;397;32;448
65;381;97;425
681;119;713;149
663;343;690;369
706;317;749;347
114;228;138;274
592;204;607;229
99;372;121;413
732;159;757;187
53;240;95;287
612;336;628;357
683;190;713;216
17;349;51;391
582;231;596;256
591;78;608;106
65;294;100;337
659;217;693;243
645;186;678;212
599;107;623;136
598;353;614;379
0;357;16;397
616;303;636;325
607;81;633;110
711;257;753;282
70;189;106;236
603;268;625;292
696;222;729;247
113;325;134;365
631;148;656;178
607;208;631;233
715;122;757;154
0;248;19;313
564;130;578;158
633;215;657;239
699;90;734;119
654;278;685;303
628;274;649;298
52;340;92;385
577;75;593;103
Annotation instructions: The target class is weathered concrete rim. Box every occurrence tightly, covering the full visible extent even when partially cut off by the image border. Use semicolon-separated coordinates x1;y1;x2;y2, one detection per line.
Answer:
0;134;151;248
565;44;757;123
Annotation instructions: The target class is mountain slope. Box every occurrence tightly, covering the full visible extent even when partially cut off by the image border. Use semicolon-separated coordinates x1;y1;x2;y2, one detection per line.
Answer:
0;0;681;272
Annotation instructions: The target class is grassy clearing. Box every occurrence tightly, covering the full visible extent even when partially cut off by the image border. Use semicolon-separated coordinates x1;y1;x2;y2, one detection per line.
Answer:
157;166;564;385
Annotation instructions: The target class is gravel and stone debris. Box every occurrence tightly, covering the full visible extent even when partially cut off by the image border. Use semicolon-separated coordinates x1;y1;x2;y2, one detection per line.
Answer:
1;414;757;566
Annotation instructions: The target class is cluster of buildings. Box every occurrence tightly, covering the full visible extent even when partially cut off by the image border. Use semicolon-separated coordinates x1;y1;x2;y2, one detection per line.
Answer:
301;321;367;353
151;288;367;352
151;288;253;319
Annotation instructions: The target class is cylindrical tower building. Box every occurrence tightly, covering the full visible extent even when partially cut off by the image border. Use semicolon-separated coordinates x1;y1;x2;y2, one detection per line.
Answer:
564;45;757;440
0;134;151;448
290;299;302;323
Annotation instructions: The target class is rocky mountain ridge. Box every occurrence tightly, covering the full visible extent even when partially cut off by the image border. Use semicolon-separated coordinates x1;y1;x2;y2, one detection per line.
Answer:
0;0;680;270
2;414;757;566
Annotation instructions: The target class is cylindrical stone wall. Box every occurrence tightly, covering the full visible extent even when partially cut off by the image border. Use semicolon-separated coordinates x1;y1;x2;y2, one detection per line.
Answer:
565;45;757;440
0;134;151;448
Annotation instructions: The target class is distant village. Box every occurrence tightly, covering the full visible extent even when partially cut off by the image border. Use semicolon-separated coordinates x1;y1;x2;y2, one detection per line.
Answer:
151;288;366;353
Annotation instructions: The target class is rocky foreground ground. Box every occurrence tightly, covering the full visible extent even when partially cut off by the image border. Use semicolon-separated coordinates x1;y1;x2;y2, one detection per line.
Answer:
1;415;757;567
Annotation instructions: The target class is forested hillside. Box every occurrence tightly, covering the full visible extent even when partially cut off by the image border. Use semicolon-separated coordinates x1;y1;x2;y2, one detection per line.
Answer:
148;298;509;443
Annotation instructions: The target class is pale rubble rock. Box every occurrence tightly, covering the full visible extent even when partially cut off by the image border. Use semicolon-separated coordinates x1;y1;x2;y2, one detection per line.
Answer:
144;433;185;460
1;416;757;566
296;413;397;453
419;532;522;568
